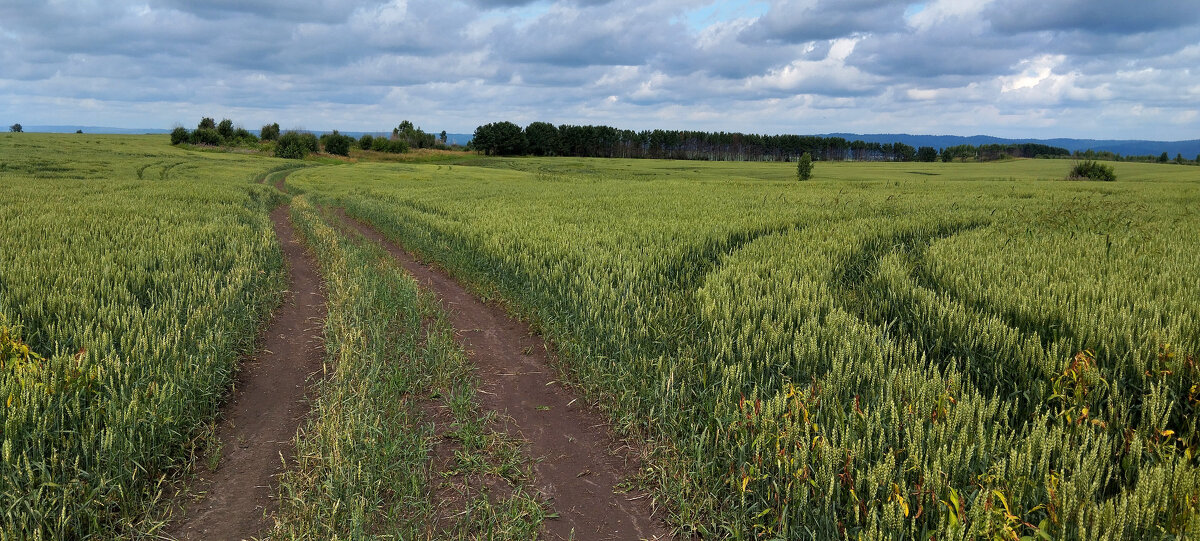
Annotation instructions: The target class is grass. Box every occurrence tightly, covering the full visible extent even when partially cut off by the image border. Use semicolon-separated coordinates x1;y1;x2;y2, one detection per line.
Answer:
0;134;288;538
3;132;1197;538
287;155;1200;539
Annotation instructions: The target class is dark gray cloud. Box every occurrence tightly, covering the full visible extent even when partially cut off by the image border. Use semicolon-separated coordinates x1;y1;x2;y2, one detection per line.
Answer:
985;0;1200;34
0;0;1196;139
745;0;907;43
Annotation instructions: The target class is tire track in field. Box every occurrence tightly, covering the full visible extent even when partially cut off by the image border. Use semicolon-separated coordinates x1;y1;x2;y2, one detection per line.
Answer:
167;184;326;539
333;208;673;541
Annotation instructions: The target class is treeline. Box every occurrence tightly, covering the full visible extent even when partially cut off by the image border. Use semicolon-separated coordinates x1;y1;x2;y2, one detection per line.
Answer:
472;121;1074;162
1066;149;1200;165
171;117;260;146
171;118;449;160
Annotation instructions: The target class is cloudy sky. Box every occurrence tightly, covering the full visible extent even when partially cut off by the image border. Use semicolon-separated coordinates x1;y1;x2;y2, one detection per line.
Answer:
1;0;1197;139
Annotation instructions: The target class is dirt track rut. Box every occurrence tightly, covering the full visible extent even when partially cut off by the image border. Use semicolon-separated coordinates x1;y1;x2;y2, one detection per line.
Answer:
167;204;326;540
336;209;672;541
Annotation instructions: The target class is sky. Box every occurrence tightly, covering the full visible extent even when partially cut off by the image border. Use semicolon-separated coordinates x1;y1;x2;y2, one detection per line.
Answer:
1;0;1197;140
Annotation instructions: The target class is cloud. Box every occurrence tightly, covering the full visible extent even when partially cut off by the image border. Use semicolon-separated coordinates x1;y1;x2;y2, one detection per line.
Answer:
0;0;1197;140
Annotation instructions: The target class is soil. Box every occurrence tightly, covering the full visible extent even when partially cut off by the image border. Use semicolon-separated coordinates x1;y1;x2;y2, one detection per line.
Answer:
166;203;326;540
335;209;673;541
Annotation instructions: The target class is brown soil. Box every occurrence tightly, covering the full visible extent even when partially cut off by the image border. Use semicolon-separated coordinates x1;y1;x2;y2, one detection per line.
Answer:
335;210;673;541
166;204;326;540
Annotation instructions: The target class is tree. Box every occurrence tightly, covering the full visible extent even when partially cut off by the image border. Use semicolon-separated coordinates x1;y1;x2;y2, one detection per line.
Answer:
797;152;814;180
525;122;559;156
9;123;21;133
75;129;83;134
359;134;374;150
260;123;280;141
916;146;938;162
439;130;447;145
473;121;526;155
1175;153;1185;165
1158;151;1169;163
216;119;235;140
198;117;216;130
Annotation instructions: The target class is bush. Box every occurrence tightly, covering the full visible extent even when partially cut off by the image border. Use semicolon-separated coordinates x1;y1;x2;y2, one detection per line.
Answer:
358;134;374;150
275;131;318;159
371;137;408;154
797;152;814;181
191;128;222;146
320;130;353;157
170;127;190;145
198;117;216;130
1067;160;1116;181
232;128;258;145
260;123;280;141
9;123;22;133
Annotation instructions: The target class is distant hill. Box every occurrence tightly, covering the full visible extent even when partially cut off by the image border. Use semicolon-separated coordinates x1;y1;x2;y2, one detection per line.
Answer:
821;133;1200;158
23;125;173;135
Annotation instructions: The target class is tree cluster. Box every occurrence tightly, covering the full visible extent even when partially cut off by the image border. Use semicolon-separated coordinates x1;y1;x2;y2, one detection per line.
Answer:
171;117;258;147
392;120;441;150
472;121;1022;163
357;133;408;153
937;143;1070;162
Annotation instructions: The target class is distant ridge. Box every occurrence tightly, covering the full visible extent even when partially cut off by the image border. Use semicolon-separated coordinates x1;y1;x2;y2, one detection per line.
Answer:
22;125;174;135
820;133;1200;158
15;126;1195;157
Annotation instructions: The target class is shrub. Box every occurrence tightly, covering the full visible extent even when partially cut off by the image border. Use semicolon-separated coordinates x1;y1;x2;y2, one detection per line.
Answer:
275;131;318;159
9;123;22;133
320;130;353;157
191;128;222;146
170;125;188;145
198;117;216;130
372;137;407;154
261;123;280;141
797;152;813;181
358;134;374;150
231;128;258;145
1067;160;1116;181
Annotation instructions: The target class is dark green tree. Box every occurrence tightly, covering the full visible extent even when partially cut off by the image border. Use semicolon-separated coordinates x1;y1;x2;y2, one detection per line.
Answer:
9;123;22;133
260;123;280;141
198;117;216;130
319;130;353;156
1158;151;1169;163
170;126;189;145
916;146;938;162
797;152;814;180
439;130;447;144
216;119;234;140
525;122;559;156
359;134;374;150
1175;153;1185;164
275;131;316;159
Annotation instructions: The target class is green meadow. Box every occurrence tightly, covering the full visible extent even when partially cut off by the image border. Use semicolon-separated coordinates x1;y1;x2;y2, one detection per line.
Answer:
2;133;1198;538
